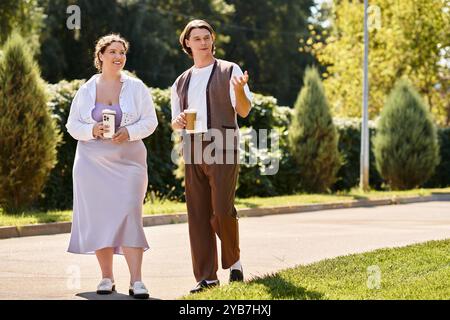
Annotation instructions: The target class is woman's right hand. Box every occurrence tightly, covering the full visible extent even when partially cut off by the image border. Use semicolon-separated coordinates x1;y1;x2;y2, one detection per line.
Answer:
93;123;109;139
171;112;187;130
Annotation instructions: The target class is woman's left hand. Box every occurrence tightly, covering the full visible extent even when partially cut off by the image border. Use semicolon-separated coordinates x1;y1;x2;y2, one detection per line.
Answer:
112;127;130;144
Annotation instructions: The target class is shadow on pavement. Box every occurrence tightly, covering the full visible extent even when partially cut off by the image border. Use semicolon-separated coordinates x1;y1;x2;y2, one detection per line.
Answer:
76;292;160;300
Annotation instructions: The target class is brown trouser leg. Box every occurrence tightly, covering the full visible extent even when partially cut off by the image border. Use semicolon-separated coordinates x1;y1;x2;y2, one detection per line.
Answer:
185;158;240;282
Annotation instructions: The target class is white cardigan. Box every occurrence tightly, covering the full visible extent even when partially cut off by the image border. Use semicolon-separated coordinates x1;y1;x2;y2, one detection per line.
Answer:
66;72;158;141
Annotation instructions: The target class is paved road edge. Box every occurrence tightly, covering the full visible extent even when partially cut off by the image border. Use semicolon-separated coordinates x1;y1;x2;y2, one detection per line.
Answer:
1;193;449;240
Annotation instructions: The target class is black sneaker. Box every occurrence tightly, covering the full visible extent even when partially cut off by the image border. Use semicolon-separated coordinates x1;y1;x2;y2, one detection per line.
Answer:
229;268;244;283
189;279;220;294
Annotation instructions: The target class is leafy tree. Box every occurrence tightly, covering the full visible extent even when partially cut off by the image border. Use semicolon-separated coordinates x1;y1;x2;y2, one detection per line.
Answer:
39;0;130;82
0;0;45;52
37;0;319;108
38;0;234;86
308;0;450;124
223;0;315;106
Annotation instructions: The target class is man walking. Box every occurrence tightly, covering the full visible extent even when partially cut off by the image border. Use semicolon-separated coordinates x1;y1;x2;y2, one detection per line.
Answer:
171;19;252;293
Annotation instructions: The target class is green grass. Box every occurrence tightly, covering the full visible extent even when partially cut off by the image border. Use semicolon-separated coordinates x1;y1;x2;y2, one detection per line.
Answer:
184;239;450;300
233;187;449;208
0;209;73;227
0;187;449;227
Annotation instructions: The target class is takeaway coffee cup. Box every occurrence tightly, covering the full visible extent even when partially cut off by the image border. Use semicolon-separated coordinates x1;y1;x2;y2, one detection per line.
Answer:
102;109;116;139
185;110;197;133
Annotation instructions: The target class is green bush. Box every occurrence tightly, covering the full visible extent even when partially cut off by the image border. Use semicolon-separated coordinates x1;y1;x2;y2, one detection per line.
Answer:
373;80;440;190
145;88;183;201
288;66;341;193
172;92;297;199
238;94;290;131
0;34;61;212
36;79;84;210
263;105;301;196
332;118;383;191
36;78;450;210
37;80;183;210
424;127;450;188
236;94;296;197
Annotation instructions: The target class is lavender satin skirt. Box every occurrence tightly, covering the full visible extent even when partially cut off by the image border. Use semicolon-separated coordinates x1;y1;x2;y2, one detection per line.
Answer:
68;139;149;255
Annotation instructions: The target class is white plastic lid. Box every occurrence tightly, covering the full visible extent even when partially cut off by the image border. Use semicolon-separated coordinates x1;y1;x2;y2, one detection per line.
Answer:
102;109;117;115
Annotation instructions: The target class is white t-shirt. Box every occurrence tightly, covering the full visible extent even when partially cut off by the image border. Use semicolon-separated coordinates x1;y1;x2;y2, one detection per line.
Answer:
171;61;253;133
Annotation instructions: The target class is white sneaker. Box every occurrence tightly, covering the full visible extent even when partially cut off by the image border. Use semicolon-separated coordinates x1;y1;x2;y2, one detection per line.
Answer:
96;278;115;295
129;281;149;299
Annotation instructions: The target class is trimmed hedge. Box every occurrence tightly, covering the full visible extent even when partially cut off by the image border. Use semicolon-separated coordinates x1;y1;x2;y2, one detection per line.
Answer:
332;118;383;191
36;79;450;210
424;127;450;188
36;81;182;210
36;79;84;210
236;94;295;197
144;88;183;201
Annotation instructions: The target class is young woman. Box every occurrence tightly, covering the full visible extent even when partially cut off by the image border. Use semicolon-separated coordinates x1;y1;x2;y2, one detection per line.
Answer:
66;34;158;299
